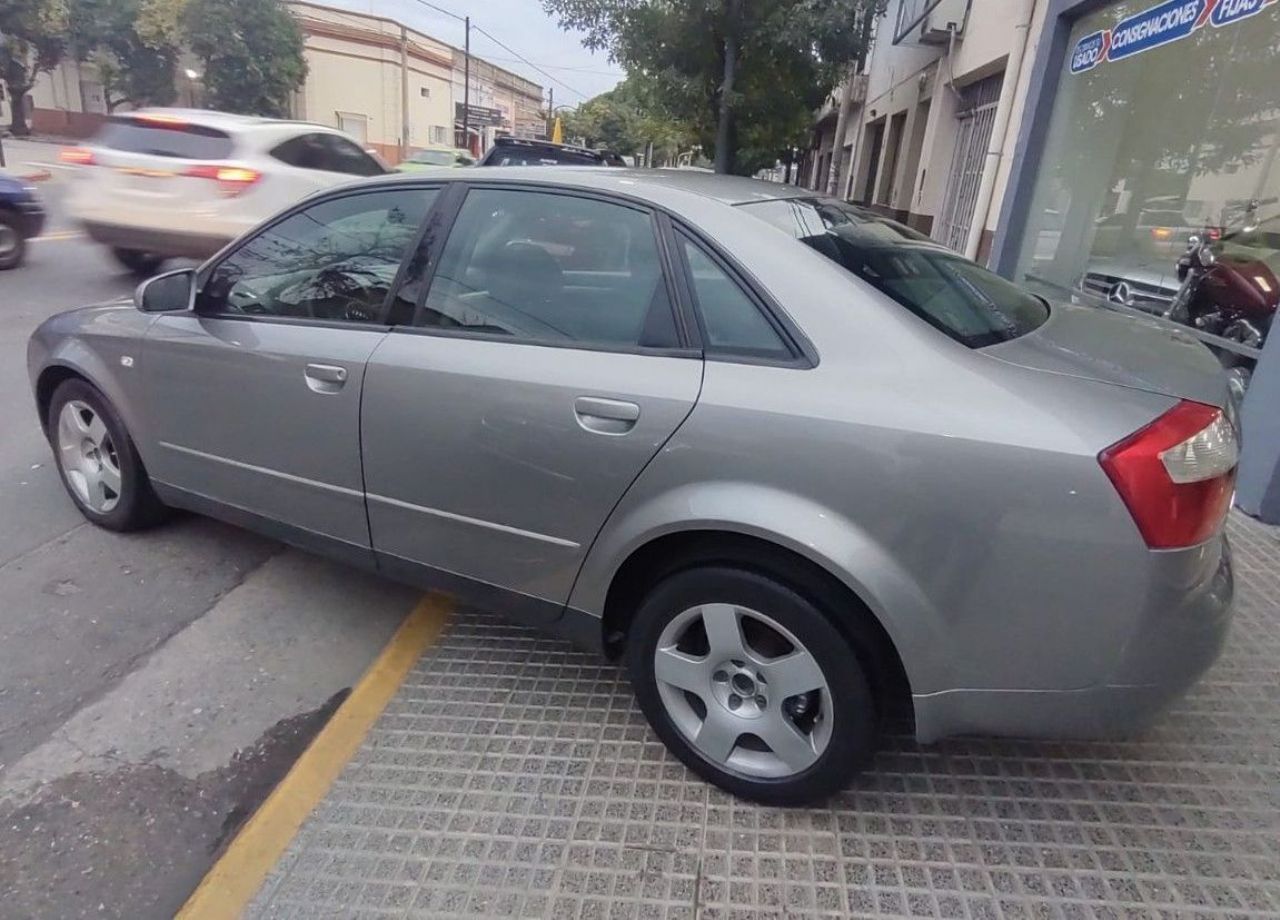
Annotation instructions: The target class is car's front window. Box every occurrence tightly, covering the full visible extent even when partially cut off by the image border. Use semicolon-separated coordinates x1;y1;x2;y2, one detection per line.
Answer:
740;197;1049;348
198;189;436;324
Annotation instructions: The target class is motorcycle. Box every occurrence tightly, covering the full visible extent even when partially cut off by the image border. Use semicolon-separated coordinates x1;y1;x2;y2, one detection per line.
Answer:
1165;199;1279;354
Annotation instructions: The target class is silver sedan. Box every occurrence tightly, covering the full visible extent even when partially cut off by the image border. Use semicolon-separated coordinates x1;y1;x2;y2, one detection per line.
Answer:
28;169;1236;803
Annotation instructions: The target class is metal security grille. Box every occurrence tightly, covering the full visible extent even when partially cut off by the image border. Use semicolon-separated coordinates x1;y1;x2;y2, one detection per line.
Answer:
933;73;1003;253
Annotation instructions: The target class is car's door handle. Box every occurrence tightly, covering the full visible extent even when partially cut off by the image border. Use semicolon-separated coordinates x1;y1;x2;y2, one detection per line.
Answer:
574;397;640;435
305;363;348;393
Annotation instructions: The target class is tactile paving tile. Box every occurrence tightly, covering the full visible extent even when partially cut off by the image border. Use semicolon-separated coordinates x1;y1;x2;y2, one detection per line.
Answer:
250;513;1280;919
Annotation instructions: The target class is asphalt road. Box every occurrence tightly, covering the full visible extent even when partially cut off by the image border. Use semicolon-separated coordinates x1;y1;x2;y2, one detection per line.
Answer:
0;146;416;918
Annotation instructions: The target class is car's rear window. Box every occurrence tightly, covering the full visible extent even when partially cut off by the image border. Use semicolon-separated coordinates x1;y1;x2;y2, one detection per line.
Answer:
95;116;234;160
741;197;1049;348
485;146;602;166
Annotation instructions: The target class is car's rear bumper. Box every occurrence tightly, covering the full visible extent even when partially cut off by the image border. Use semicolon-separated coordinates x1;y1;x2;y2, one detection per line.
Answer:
81;220;231;259
913;534;1234;742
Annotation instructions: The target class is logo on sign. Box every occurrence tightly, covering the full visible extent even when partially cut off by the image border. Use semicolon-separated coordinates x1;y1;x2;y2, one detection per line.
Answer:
1069;0;1276;74
1108;0;1204;61
1210;0;1279;27
1069;29;1109;73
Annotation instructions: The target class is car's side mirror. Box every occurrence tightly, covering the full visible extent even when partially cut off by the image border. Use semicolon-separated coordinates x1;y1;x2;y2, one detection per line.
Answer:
135;268;196;313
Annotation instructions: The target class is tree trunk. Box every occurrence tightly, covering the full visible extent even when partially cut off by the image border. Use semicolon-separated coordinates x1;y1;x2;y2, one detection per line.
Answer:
7;83;33;136
713;0;741;174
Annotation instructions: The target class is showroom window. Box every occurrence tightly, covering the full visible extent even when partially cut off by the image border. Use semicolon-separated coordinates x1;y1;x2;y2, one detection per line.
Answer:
1012;1;1280;320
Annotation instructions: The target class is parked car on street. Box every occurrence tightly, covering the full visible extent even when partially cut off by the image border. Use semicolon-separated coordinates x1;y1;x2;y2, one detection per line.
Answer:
0;171;47;270
61;109;386;275
478;136;616;167
396;146;475;171
29;169;1236;803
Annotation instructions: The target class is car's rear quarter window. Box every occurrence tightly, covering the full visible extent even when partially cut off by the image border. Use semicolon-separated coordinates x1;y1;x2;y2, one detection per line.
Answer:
741;197;1049;348
95;117;234;159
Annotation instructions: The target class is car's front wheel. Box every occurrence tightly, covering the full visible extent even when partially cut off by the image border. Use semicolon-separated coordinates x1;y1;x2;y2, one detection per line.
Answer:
48;379;168;531
627;566;877;804
0;212;26;270
111;247;165;277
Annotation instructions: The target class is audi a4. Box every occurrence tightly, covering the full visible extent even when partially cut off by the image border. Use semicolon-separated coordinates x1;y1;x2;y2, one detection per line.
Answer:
29;169;1236;803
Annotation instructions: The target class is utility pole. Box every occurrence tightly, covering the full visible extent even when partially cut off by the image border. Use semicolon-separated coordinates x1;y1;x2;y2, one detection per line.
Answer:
462;16;471;154
0;30;7;168
546;87;553;138
400;24;410;162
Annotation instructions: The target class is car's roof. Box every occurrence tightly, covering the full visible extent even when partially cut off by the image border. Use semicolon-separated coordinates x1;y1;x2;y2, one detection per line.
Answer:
370;166;813;206
116;108;343;136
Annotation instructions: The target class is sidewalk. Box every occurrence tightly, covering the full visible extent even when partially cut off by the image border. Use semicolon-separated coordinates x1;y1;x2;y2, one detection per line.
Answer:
242;513;1280;919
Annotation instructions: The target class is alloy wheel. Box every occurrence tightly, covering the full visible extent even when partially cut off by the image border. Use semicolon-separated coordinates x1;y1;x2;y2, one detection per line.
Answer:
653;603;833;778
0;223;18;259
57;400;122;513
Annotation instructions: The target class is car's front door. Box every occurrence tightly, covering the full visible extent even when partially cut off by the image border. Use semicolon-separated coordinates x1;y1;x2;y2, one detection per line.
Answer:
142;186;438;558
361;186;703;621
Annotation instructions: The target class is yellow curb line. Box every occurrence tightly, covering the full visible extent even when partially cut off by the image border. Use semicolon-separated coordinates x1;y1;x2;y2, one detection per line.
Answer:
175;594;452;920
33;231;84;242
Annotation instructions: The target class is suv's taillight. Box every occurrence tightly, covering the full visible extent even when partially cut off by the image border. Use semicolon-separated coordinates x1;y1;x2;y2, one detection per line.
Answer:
60;146;95;166
1099;400;1238;549
183;164;262;197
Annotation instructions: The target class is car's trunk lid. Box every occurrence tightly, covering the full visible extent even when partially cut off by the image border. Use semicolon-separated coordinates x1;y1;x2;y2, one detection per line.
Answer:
85;114;239;211
983;302;1229;408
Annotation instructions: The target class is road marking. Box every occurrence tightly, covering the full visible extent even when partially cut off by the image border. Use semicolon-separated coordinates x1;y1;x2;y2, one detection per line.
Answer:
33;231;84;242
174;593;452;920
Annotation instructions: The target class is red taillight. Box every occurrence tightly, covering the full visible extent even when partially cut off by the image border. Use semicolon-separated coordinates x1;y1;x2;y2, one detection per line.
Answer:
183;164;262;197
1099;400;1238;550
60;146;95;166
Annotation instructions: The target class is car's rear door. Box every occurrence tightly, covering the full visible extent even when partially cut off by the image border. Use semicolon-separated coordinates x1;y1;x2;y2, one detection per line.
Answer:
142;185;440;561
360;184;702;621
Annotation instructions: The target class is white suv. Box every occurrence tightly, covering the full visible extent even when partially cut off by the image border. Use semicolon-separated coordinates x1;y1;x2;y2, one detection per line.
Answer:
63;109;386;274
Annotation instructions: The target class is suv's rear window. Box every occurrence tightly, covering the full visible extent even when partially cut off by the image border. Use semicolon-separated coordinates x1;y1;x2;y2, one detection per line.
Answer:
741;197;1049;348
95;116;234;160
483;144;603;166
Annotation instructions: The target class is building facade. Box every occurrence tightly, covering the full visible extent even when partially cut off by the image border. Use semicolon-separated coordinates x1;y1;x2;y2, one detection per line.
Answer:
13;1;544;165
808;0;1044;264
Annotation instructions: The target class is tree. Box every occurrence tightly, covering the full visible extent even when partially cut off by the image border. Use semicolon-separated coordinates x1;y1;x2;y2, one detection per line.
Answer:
183;0;305;117
542;0;876;175
69;0;186;111
0;0;69;135
564;76;693;164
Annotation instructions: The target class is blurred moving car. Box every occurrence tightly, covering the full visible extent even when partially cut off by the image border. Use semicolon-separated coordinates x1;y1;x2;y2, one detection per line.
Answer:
0;171;47;270
62;109;386;274
396;146;475;171
478;136;618;167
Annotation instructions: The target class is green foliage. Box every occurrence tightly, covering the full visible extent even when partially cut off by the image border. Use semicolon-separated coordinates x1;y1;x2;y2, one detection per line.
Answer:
183;0;306;117
70;0;184;110
0;0;70;133
542;0;876;174
563;76;693;163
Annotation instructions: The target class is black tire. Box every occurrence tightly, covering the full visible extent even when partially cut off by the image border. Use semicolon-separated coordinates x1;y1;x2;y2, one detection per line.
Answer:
626;566;877;805
0;211;26;270
47;379;169;531
111;247;165;276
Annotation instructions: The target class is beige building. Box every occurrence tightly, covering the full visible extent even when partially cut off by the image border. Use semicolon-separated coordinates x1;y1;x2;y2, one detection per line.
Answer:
16;1;543;165
807;0;1044;263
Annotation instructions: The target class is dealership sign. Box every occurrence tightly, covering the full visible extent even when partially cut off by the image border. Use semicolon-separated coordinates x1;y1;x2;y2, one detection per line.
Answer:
1070;0;1278;74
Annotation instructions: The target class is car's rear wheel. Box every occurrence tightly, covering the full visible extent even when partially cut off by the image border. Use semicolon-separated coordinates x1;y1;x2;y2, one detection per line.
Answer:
626;566;877;804
111;247;165;277
0;212;26;270
48;379;168;531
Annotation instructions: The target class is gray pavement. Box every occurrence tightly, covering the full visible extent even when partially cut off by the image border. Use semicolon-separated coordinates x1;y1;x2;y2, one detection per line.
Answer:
0;164;419;917
250;513;1280;920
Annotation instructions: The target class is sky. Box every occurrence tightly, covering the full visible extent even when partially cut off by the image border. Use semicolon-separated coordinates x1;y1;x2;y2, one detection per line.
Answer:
327;0;626;105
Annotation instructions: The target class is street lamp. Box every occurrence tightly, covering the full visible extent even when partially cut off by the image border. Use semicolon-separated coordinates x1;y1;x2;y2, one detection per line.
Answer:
183;68;201;108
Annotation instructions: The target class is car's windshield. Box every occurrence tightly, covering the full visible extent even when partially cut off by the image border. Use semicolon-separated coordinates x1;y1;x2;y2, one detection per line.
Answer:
740;197;1049;348
487;145;602;166
96;116;233;159
412;150;457;166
